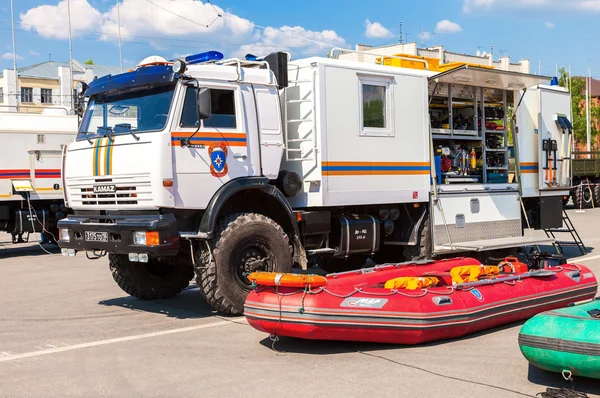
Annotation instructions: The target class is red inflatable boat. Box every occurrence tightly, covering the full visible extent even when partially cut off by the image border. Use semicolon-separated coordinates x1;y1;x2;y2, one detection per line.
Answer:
244;257;598;345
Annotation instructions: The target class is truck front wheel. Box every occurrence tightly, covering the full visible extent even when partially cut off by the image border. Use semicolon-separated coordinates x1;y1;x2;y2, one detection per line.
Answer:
108;254;194;300
195;213;293;315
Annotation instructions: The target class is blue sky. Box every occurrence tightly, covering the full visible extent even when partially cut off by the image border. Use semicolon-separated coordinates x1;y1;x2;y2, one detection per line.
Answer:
0;0;598;78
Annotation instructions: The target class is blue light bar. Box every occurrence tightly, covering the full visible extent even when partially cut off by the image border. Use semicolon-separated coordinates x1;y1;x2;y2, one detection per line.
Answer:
550;77;559;86
185;51;224;65
245;54;263;61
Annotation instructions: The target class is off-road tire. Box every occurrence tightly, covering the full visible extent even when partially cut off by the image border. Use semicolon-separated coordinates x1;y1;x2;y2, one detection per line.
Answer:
573;184;594;209
109;254;194;300
593;181;600;207
403;213;432;261
195;213;292;315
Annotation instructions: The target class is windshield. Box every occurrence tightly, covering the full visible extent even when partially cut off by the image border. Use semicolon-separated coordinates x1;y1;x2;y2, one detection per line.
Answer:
77;84;176;141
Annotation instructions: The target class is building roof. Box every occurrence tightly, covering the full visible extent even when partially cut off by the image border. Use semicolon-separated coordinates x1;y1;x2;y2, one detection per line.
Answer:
573;77;600;98
17;60;121;80
591;78;600;98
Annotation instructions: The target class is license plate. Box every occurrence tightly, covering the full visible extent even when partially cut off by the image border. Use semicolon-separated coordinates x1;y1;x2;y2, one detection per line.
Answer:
85;231;108;242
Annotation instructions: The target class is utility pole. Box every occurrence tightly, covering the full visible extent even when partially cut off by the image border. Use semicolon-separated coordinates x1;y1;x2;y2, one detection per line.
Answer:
67;0;74;111
399;21;403;44
586;68;591;152
10;0;19;111
117;0;123;73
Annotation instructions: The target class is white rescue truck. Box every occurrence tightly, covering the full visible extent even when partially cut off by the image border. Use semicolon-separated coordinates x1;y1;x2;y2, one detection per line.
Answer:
58;50;572;315
0;109;77;243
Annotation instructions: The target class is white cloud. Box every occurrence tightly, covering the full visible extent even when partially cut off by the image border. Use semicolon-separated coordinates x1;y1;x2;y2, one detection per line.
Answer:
20;0;102;39
579;0;600;10
235;26;345;58
435;20;462;34
418;31;432;42
28;50;40;56
363;19;394;39
1;52;23;60
463;0;600;12
545;21;556;28
19;0;346;59
462;0;496;12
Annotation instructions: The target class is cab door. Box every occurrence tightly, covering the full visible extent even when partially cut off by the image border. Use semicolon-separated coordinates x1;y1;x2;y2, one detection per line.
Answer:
171;83;255;209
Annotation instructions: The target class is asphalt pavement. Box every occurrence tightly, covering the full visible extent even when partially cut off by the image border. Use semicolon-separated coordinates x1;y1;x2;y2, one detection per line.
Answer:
1;207;599;398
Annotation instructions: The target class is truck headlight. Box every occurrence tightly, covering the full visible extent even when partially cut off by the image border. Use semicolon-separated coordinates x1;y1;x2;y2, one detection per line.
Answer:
59;228;70;242
133;231;160;246
133;231;146;246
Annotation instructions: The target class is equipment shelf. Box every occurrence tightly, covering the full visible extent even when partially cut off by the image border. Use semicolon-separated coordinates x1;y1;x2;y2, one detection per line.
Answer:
430;81;511;185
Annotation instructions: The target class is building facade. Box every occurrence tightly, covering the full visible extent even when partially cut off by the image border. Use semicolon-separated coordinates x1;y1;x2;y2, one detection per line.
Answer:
0;60;120;114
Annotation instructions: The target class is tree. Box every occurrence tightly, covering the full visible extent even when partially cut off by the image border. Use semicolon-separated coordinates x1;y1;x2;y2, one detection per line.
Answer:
84;58;94;65
558;66;599;147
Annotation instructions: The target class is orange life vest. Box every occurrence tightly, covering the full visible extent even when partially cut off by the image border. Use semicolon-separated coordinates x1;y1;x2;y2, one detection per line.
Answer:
384;276;440;290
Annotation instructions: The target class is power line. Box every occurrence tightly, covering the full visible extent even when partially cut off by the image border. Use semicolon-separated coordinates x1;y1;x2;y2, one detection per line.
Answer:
144;0;222;29
0;20;249;47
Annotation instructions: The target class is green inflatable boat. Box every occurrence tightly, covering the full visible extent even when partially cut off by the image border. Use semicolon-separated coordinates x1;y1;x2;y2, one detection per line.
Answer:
519;299;600;379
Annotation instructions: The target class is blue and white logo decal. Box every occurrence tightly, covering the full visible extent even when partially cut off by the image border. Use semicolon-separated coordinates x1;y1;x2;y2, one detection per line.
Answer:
211;147;226;172
470;288;485;302
208;144;228;178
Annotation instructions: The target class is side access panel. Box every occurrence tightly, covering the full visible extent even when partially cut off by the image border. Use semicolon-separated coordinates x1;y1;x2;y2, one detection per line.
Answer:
431;191;552;254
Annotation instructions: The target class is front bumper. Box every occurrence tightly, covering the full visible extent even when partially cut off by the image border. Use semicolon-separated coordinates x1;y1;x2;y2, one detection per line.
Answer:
57;213;180;256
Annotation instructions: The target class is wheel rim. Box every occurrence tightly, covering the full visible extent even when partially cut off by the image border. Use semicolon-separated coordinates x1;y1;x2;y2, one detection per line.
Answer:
583;187;592;203
232;238;274;287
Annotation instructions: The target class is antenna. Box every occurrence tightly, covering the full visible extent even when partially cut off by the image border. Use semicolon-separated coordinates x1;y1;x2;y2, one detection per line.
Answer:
10;0;18;111
67;0;74;110
117;0;123;73
399;21;403;44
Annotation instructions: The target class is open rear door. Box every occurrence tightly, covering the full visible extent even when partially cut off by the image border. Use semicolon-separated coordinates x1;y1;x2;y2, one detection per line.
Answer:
429;65;552;91
427;66;554;255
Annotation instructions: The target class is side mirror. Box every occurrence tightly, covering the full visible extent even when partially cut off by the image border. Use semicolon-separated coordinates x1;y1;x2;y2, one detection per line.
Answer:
197;87;211;120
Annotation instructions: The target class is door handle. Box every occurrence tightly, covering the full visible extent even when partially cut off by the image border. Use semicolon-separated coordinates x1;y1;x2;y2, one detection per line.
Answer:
233;154;247;160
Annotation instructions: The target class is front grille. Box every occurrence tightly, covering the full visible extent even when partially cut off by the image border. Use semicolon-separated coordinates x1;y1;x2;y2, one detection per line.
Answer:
67;175;153;208
80;186;138;205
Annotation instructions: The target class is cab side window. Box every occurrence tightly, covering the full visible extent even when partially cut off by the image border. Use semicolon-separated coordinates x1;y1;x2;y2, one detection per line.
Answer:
179;87;237;129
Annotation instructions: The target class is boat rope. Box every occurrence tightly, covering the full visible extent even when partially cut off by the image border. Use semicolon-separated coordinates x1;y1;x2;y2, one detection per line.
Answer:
348;348;536;398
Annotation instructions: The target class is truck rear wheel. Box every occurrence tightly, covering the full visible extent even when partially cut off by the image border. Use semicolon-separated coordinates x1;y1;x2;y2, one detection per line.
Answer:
195;213;292;315
403;213;432;261
108;254;194;300
573;184;594;209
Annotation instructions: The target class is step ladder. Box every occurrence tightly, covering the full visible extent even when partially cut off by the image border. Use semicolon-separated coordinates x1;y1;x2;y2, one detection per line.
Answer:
283;69;317;164
544;209;587;255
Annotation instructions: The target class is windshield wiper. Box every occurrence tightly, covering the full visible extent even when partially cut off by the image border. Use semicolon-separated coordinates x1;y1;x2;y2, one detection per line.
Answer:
97;126;115;142
82;132;94;145
115;123;140;141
